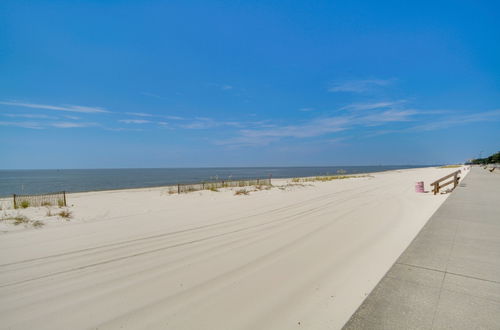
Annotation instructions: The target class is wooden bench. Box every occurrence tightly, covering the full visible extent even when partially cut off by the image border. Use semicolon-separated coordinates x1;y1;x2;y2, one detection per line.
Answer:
430;170;461;195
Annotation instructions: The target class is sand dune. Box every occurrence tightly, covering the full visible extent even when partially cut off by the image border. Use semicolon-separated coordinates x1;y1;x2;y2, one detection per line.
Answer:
0;167;467;329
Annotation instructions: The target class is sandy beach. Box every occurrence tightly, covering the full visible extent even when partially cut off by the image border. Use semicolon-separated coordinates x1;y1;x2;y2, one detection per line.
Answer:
0;166;468;329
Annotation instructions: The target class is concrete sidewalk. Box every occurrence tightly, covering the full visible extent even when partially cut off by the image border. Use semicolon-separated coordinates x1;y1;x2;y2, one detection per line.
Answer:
344;167;500;329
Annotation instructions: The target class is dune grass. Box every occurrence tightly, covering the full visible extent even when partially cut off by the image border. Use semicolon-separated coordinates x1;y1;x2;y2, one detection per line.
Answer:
58;209;72;219
9;215;30;226
234;189;249;196
439;165;462;168
277;183;311;190
1;214;45;228
291;174;370;183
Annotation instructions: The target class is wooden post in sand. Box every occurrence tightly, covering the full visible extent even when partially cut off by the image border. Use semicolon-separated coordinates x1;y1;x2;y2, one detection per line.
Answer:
13;194;17;209
63;191;67;207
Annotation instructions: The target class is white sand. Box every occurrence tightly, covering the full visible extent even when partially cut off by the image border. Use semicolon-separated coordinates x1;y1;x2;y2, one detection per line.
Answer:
0;166;468;329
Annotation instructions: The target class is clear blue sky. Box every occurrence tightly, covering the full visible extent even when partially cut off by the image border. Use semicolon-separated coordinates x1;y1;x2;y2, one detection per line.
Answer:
1;0;499;169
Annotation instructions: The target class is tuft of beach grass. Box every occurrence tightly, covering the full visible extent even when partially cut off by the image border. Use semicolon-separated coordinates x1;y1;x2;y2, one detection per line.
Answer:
58;209;73;220
234;189;249;196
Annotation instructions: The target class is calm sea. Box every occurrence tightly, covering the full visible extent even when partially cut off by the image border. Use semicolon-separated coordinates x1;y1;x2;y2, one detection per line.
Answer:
0;166;431;197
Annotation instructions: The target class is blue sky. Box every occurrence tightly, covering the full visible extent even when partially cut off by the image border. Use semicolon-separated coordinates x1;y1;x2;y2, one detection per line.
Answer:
1;0;499;169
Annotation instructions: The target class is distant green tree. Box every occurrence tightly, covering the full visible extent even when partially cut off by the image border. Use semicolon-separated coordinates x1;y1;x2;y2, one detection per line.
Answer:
469;151;500;164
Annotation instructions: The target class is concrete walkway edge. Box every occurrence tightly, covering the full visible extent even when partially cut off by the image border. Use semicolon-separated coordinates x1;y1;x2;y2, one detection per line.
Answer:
343;167;500;330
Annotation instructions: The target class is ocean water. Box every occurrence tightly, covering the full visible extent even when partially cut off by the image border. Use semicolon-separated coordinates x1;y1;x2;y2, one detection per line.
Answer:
0;166;430;197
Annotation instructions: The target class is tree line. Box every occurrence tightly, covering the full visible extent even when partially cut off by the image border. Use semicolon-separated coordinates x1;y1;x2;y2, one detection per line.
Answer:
468;151;500;164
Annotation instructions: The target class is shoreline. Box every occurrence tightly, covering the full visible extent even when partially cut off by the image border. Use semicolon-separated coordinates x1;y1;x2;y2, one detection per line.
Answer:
0;165;438;200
